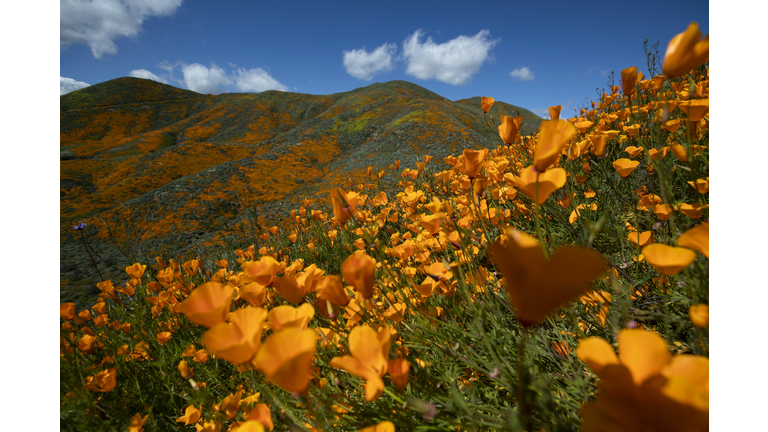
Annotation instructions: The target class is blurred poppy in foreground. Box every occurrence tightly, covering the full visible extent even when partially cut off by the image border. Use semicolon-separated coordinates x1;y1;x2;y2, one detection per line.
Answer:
663;22;709;79
489;229;607;326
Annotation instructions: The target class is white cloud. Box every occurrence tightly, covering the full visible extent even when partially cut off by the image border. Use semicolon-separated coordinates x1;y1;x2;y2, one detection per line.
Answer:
129;69;168;84
60;77;91;95
180;63;232;94
532;108;550;119
510;66;535;81
343;43;396;80
60;0;183;58
234;68;289;92
157;60;175;72
402;29;499;86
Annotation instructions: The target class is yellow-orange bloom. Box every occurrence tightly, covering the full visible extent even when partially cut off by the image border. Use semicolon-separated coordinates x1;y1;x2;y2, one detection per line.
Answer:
515;166;567;204
176;405;202;426
127;413;149;432
125;263;146;279
576;329;708;432
612;158;640;177
689;304;709;328
663;22;709;79
61;302;76;320
254;327;317;394
202;306;268;366
84;368;117;392
341;251;377;300
329;325;391;401
534;120;577;172
388;358;410;391
178;282;234;328
359;421;395;432
621;66;638;96
489;229;606;327
627;231;654;248
641;243;696;276
481;96;495;113
178;360;194;378
243;256;280;286
330;187;360;225
548;105;562;121
498;115;522;145
677;222;709;259
461;148;488;179
268;303;315;331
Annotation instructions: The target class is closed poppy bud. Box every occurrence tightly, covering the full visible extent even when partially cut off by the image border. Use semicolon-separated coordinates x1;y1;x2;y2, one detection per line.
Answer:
622;66;638;96
461;148;488;179
534;120;577;172
341;251;377;299
548;105;562;121
61;302;76;320
498;116;521;145
481;96;495;113
663;22;709;79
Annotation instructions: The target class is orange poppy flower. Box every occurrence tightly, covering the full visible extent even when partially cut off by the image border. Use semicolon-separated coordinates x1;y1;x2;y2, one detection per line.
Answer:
662;118;682;133
268;303;315;331
689;304;709;328
627;231;654;248
498;115;522;145
254;327;317;394
569;203;597;224
388;358;410;391
461;148;488;179
653;203;673;221
341;251;377;300
663;22;709;79
576;329;708;432
641;243;696;275
127;413;149;432
178;360;194;378
515;166;567;204
156;332;172;345
84;368;117;392
358;421;395;432
272;275;308;304
243;256;280;286
245;404;273;430
61;302;76;320
202;306;268;366
612;158;640;177
621;66;638;96
678;203;705;219
590;134;608;157
488;229;607;327
687;178;709;194
178;282;234;328
125;263;146;279
331;187;361;225
548;105;562;121
233;420;266;432
677;222;709;259
221;390;243;419
481;96;495;113
678;99;709;123
176;405;202;426
240;282;267;307
624;146;644;158
329;325;391;401
534;120;577;172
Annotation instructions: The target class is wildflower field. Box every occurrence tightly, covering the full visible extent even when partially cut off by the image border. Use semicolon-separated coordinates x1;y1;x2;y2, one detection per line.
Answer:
60;24;709;431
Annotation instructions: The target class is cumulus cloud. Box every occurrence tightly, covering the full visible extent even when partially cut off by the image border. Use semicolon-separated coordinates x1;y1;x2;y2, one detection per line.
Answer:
60;77;91;95
234;68;289;92
60;0;183;58
402;29;499;86
129;69;168;84
343;43;397;80
510;67;535;81
180;63;232;94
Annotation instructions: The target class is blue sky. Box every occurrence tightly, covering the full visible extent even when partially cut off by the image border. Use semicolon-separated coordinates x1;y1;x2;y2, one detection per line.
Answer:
60;0;708;119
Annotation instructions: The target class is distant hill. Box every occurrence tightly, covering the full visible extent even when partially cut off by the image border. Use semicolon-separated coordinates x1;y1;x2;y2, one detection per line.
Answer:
60;77;543;305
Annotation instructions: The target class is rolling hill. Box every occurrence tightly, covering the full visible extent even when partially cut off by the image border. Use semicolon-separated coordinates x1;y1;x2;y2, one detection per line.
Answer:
60;77;543;305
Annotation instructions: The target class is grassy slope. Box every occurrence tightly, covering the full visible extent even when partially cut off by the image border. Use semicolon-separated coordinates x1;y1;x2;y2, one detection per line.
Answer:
60;78;542;307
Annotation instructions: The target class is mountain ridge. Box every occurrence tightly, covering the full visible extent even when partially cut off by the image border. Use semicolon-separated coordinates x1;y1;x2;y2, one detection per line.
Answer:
60;77;542;306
